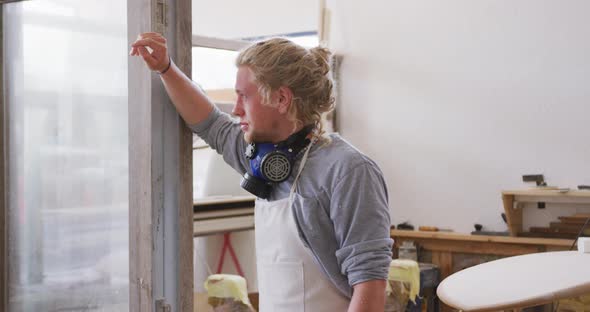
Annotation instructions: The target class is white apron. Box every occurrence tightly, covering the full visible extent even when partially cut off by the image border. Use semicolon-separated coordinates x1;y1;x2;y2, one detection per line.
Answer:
254;142;350;312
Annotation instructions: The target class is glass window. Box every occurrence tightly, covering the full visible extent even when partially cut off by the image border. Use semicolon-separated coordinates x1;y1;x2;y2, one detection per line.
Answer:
192;47;238;105
191;31;319;111
4;0;129;310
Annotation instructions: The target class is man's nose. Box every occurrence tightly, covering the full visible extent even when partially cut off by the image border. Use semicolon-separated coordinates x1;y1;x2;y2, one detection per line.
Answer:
232;101;243;117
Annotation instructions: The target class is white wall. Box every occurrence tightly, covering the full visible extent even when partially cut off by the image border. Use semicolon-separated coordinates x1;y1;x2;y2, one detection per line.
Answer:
193;0;318;39
326;1;590;233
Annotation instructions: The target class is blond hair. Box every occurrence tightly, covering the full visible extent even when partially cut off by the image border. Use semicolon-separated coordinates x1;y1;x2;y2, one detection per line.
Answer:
236;38;335;137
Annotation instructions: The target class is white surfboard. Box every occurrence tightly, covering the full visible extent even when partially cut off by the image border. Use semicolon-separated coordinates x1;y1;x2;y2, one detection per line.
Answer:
437;251;590;311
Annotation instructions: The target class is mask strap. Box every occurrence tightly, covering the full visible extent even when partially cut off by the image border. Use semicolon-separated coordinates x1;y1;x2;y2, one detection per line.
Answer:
289;137;316;202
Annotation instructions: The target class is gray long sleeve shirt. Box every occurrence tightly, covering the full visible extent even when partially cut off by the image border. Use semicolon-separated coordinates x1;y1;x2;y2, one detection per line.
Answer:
190;107;393;298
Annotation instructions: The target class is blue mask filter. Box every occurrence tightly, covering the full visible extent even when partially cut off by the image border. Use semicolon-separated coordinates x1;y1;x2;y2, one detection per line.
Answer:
240;125;314;199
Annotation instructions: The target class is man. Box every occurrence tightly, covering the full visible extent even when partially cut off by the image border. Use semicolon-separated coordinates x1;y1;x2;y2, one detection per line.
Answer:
130;32;393;312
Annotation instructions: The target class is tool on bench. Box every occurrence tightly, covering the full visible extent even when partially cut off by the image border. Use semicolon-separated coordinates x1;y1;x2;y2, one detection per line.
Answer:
418;226;453;232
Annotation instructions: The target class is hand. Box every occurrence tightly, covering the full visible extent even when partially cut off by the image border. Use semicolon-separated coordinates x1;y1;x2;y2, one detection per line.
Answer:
129;32;170;73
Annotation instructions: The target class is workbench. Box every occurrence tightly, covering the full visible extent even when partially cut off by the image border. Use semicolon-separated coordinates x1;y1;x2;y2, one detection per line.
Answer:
391;230;575;311
390;230;572;280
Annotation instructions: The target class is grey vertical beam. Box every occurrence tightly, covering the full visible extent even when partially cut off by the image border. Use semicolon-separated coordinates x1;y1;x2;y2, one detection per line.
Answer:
172;0;193;310
0;6;6;312
127;0;154;310
128;0;192;311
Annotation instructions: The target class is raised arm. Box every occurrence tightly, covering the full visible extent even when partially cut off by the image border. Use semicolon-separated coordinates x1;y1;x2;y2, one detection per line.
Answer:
130;32;214;125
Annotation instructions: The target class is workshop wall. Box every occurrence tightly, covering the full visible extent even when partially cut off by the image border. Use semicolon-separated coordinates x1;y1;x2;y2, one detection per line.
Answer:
326;0;590;233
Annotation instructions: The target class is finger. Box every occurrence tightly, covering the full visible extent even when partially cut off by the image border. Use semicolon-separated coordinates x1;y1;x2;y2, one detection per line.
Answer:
138;46;157;67
132;38;164;51
137;32;160;40
150;36;166;44
138;32;166;43
139;32;161;37
130;46;142;56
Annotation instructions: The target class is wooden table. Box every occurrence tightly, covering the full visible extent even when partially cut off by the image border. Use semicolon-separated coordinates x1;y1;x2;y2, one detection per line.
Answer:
390;230;573;280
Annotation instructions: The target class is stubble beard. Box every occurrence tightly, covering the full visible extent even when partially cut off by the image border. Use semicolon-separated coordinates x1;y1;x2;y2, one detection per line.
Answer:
244;132;254;143
244;129;271;144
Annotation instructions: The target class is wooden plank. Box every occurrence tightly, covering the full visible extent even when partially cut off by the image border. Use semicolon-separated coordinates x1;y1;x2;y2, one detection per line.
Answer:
394;236;552;257
431;251;454;312
503;194;523;236
194;195;255;206
558;216;589;225
193;215;255;237
192;35;249;51
0;6;5;311
431;251;453;279
520;231;577;240
390;230;573;247
128;0;154;310
175;0;193;310
411;239;546;256
318;0;327;43
194;196;254;213
129;0;194;310
430;251;442;273
516;195;590;205
194;207;254;221
151;0;194;310
527;226;581;236
391;234;572;258
439;252;453;280
502;189;590;198
549;222;587;232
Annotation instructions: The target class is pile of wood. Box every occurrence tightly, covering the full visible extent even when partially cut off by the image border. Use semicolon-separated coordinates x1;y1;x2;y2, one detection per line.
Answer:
523;213;590;239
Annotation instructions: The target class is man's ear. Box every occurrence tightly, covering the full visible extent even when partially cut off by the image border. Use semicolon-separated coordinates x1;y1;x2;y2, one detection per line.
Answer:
276;86;293;114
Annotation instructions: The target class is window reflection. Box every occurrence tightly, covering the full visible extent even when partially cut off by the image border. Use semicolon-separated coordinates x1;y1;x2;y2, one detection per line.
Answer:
4;1;129;310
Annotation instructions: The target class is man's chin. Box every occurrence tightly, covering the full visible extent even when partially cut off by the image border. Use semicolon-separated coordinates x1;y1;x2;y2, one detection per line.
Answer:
244;131;271;144
243;133;254;143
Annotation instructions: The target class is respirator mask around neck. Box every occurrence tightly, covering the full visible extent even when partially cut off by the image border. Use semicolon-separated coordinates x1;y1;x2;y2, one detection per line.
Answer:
240;125;314;199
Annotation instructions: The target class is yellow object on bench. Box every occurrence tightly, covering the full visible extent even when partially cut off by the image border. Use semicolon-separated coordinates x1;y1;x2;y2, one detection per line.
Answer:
204;274;254;311
385;259;421;312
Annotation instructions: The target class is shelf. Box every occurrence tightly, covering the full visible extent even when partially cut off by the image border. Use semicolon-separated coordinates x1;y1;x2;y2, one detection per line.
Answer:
503;189;590;205
193;215;254;237
502;189;590;236
193;195;256;236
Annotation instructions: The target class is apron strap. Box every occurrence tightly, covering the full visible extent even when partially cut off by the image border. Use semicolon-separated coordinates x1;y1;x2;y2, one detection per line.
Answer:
289;137;317;202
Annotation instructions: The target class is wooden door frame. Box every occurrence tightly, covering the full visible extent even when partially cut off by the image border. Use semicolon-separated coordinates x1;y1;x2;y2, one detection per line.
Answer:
128;0;193;311
1;5;6;312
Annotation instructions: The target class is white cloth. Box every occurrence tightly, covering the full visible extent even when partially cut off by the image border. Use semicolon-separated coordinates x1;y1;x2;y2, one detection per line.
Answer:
255;142;350;312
